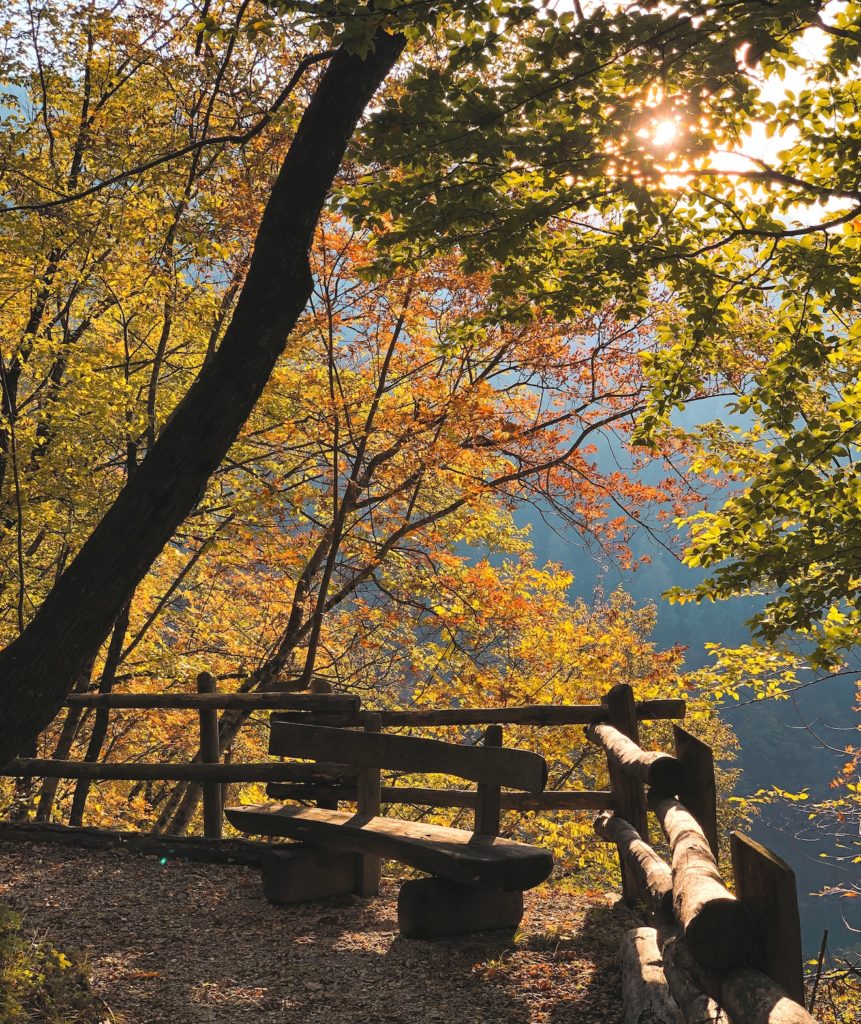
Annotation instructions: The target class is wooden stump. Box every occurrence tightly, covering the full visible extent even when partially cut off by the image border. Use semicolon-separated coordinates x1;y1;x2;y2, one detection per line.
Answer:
620;927;683;1024
261;844;358;905
397;877;523;939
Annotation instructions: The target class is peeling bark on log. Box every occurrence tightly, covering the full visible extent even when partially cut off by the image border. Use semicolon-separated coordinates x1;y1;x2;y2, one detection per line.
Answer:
586;723;683;796
594;811;673;916
659;933;818;1024
620;927;683;1024
652;797;753;971
715;970;819;1024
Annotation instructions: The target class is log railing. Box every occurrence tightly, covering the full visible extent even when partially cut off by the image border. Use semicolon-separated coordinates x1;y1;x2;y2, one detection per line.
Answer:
0;675;822;1018
588;683;815;1024
1;674;685;840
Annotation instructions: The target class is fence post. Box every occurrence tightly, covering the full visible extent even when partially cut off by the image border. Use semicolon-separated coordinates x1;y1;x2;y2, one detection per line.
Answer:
196;672;222;839
356;712;382;896
604;684;649;903
673;725;718;857
730;832;805;1005
475;725;503;836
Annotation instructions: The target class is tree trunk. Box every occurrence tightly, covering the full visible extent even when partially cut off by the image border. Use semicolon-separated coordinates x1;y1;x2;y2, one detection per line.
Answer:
35;658;95;821
159;708;252;834
0;27;405;766
68;600;131;825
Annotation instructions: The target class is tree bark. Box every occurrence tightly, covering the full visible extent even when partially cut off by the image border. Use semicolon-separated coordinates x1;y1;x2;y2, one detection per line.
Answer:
68;599;131;825
652;796;753;971
35;658;95;821
0;27;406;766
619;927;683;1024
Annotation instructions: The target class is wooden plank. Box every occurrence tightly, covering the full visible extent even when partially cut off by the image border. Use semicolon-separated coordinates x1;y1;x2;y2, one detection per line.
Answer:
475;725;502;836
269;722;547;793
604;684;649;902
586;722;683;796
272;698;686;729
620;927;683;1024
652;796;753;971
197;672;222;840
674;726;718;857
638;698;686;722
1;759;360;783
356;713;382;896
593;811;673;917
271;762;358;785
225;803;554;891
397;878;523;938
731;832;804;1005
265;783;614;810
66;691;360;711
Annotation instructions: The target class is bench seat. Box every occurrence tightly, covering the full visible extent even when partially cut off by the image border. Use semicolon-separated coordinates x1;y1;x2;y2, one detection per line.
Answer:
225;802;553;891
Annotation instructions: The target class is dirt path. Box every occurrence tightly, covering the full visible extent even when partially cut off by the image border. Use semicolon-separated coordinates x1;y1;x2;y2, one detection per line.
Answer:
0;840;633;1024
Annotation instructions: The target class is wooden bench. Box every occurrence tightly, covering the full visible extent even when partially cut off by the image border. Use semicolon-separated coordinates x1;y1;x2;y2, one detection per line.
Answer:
225;717;554;937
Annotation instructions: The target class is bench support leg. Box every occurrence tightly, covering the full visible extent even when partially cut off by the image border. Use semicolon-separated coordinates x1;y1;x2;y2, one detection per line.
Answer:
355;712;382;896
262;845;358;904
397;877;523;939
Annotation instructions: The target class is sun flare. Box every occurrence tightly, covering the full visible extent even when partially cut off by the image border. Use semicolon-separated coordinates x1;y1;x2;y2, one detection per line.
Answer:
649;118;680;148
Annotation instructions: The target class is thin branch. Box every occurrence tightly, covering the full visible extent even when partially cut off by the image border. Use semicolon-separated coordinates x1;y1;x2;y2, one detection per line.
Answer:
2;50;336;216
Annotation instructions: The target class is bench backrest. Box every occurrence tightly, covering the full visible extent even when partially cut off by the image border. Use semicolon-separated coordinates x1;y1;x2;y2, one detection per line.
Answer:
269;721;547;794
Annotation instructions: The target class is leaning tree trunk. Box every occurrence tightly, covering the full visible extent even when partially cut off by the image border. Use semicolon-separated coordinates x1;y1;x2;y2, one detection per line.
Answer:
0;28;406;766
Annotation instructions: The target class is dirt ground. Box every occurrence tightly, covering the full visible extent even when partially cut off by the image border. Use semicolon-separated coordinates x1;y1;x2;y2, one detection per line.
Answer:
0;840;635;1024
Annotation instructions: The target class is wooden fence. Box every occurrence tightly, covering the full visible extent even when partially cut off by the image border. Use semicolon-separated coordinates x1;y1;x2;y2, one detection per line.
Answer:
0;676;820;1020
586;683;817;1024
0;672;685;839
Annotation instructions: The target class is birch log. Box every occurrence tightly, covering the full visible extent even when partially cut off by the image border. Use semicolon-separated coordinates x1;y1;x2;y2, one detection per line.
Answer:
652;797;753;970
586;722;684;796
620;927;683;1024
594;811;673;916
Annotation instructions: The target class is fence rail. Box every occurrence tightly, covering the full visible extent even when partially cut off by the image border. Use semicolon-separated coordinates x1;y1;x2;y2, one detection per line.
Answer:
589;683;814;1023
0;676;687;837
0;674;820;1019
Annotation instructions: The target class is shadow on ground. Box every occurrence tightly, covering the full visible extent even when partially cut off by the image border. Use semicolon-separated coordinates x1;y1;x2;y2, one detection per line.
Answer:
0;840;632;1024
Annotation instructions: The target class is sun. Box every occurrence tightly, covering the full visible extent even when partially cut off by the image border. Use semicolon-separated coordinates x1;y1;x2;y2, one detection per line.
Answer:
650;119;680;148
